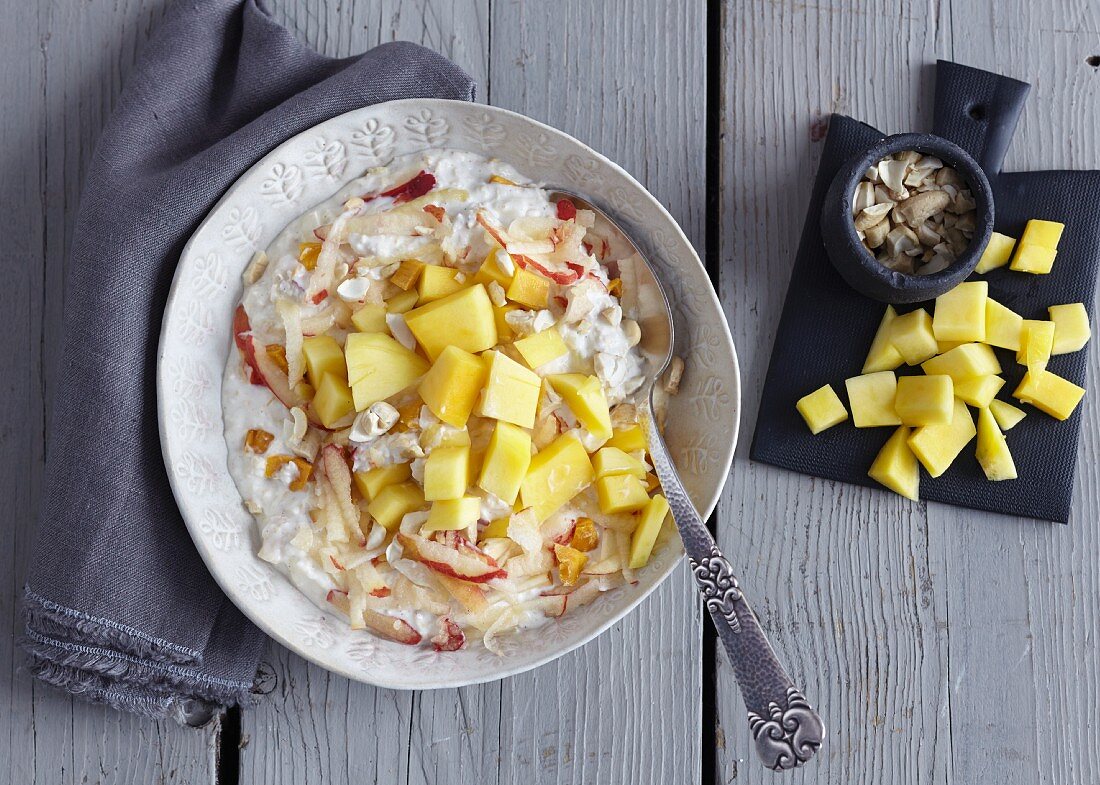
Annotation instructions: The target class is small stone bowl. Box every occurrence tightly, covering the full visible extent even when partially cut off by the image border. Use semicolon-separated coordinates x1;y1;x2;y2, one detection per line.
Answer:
820;132;994;304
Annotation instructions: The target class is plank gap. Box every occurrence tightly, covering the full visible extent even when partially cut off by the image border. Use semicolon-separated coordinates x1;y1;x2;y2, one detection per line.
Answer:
217;707;242;785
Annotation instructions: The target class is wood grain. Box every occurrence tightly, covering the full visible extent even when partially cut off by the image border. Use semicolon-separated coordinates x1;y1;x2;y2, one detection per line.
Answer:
0;1;220;784
715;1;949;782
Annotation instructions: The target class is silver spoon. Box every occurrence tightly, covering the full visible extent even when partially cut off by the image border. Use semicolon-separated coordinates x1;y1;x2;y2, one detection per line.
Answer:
549;189;825;771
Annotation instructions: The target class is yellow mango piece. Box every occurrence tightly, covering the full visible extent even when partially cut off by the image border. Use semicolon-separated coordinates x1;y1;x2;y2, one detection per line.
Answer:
473;249;515;289
478;421;533;504
984;299;1023;351
301;335;346;388
1019;218;1065;249
423;446;470;501
353;463;411;501
404;284;498;360
418;345;487;428
889;309;939;366
479;517;510;540
868;425;919;500
1010;243;1057;274
936;340;967;354
514;328;569;369
975;407;1017;481
344;332;429;411
921;343;1001;381
422;496;481;533
366;481;427;532
1013;369;1086;421
351;303;388;333
417;265;467;303
386;289;420;314
548;373;614;440
894;375;954;426
312;372;355;429
844;371;900;428
606;424;647;453
477;350;542;428
953;375;1005;408
390;259;424;291
1016;320;1055;370
506;266;550;309
907;398;976;478
795;384;849;434
596;474;650;514
933;281;988;343
989;399;1027;431
974;232;1017;274
592;447;648;479
1048;303;1091;354
629;494;671;569
863;306;904;373
492;303;520;343
519;433;595;522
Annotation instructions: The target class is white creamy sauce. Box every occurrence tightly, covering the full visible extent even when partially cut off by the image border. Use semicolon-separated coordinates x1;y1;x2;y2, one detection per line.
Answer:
223;148;651;648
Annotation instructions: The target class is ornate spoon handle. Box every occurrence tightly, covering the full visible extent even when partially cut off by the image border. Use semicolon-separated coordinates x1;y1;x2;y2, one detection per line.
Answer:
645;413;825;771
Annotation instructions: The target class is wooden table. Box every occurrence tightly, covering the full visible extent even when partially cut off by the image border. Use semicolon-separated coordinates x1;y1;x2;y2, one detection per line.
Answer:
3;1;1099;782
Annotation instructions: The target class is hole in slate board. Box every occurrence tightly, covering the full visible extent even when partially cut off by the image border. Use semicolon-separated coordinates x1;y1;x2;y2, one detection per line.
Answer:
968;104;987;121
1087;55;1100;68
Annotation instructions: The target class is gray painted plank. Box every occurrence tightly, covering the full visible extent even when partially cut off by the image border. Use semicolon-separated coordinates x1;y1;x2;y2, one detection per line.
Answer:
928;3;1100;783
715;2;950;782
1;1;220;784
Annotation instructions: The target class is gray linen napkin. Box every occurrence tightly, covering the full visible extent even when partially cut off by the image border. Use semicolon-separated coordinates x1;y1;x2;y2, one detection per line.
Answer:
21;0;474;725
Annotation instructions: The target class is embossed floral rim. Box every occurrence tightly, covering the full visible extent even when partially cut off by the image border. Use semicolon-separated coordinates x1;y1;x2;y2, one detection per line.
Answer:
158;99;740;689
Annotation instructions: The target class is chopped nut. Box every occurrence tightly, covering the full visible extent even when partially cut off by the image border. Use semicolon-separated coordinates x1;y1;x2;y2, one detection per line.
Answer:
854;203;893;231
878;159;909;195
600;304;623;326
863;164;881;183
895;190;951;227
621;319;641;347
864;220;890;249
487;280;507;307
287;407;308;445
886;224;919;257
852;181;876;216
244;499;263;515
664;356;685;395
242;251;269;284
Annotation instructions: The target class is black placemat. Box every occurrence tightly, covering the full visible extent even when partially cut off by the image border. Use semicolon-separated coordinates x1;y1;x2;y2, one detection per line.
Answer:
749;61;1100;523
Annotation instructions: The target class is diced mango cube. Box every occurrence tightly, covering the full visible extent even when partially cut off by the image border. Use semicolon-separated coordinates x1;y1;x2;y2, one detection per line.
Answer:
894;375;953;426
344;332;429;411
366;481;427;531
514;328;569;369
974;232;1017;274
479;516;510;540
353;463;411;501
975;407;1017;481
301;335;347;388
477;350;542;428
492;303;520;343
921;343;1001;381
404;284;498;360
936;340;967;354
477;421;533;504
629;494;670;569
390;259;424;291
422;496;481;533
1019;218;1065;249
989;399;1027;431
312;372;355;428
418;345;486;427
386;289;419;314
844;371;900;428
953;375;1005;408
606;424;647;453
548;373;614;440
1016;320;1055;370
889;309;939;366
592;447;648;479
473;249;514;289
1010;244;1057;274
417;265;467;303
506;266;550;309
351;303;388;333
1048;303;1091;355
863;306;904;374
519;433;595;522
933;281;987;343
596;473;650;514
868;425;919;500
907;398;976;478
1013;369;1086;421
423;446;470;501
795;384;849;434
984;299;1023;351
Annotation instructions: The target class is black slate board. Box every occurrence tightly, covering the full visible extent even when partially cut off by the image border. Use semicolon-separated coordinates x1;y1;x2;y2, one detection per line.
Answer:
749;61;1100;523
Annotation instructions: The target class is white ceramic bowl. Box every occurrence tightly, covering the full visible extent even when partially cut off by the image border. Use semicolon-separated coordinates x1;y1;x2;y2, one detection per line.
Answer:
158;99;739;689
